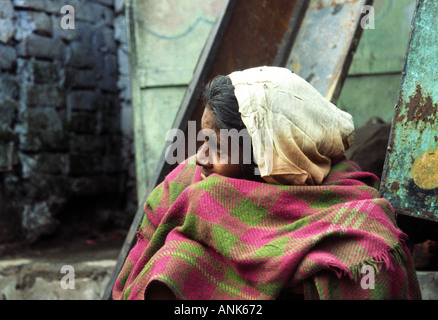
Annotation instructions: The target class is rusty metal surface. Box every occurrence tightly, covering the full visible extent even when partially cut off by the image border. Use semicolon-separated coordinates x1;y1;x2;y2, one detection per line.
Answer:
207;0;298;77
380;0;438;223
285;0;371;103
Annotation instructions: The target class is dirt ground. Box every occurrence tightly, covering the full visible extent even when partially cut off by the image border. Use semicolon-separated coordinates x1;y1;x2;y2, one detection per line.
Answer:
0;223;128;268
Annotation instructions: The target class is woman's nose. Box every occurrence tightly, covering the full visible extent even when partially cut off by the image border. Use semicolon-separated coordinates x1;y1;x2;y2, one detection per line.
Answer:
195;145;213;168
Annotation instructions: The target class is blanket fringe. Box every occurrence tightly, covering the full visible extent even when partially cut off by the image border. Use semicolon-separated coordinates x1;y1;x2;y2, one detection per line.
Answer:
346;242;407;283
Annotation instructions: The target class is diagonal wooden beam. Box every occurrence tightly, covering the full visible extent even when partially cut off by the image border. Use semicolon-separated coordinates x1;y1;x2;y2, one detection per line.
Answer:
283;0;373;103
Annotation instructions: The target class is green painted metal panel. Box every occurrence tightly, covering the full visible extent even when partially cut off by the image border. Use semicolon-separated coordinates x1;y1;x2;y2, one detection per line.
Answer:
136;87;186;198
337;74;402;127
348;0;416;75
127;0;225;203
134;0;225;87
338;0;416;127
380;0;438;223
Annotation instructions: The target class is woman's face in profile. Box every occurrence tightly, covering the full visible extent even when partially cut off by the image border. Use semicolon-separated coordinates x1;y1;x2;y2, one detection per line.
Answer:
195;107;243;180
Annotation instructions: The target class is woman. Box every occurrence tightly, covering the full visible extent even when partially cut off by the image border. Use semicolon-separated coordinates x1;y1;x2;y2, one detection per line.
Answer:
113;66;421;300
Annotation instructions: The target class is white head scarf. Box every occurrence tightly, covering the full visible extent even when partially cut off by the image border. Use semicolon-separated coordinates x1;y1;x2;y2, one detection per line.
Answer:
228;66;355;185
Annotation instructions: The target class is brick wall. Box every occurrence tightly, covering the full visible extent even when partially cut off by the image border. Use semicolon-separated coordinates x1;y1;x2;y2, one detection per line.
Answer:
0;0;135;245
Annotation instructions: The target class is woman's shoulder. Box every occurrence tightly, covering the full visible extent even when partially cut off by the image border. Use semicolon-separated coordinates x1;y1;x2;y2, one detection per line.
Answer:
323;158;381;189
163;156;201;187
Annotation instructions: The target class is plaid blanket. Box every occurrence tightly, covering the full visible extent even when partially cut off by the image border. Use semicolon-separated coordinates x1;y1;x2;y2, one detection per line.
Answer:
113;157;421;300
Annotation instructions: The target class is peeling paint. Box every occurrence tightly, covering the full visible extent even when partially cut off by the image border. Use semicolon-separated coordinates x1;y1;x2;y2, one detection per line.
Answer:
390;181;400;193
411;149;438;190
380;0;438;223
405;85;438;125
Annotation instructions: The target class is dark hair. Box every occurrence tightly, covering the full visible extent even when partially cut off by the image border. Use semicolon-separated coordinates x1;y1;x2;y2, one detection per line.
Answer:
202;75;245;131
202;75;262;182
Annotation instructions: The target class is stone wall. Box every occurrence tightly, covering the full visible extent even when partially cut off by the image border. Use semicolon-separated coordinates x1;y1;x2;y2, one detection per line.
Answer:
0;0;135;245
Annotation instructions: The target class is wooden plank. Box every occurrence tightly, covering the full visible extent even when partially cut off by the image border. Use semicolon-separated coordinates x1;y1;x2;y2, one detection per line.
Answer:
206;0;300;76
284;0;373;103
380;0;438;223
274;0;310;67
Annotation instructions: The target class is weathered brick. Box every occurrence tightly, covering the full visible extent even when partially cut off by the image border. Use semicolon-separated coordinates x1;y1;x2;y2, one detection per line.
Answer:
69;154;102;175
0;131;19;172
67;42;94;68
22;172;70;200
104;133;122;155
13;0;46;10
117;74;131;101
17;34;64;60
1;0;131;246
104;53;117;74
120;102;133;135
95;0;114;7
72;1;96;23
98;94;120;133
16;150;36;179
43;0;71;14
21;200;56;240
17;107;68;152
24;85;65;108
0;194;23;242
0;140;14;168
70;112;97;134
114;0;125;14
37;153;69;175
81;2;114;24
0;18;15;43
102;154;121;173
0;44;16;70
29;60;60;84
15;11;52;38
114;15;127;44
51;14;76;42
69;134;104;154
70;175;119;195
0;0;14;19
77;21;96;43
65;68;97;89
0;99;19;130
92;26;116;54
67;90;101;111
32;12;52;36
100;53;118;92
0;129;18;144
0;75;19;100
117;46;129;74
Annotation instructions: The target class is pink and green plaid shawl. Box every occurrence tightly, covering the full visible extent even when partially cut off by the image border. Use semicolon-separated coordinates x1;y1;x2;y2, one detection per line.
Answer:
113;157;421;300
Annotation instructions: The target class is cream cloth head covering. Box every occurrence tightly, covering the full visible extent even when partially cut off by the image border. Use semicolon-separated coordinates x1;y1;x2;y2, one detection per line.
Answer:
228;66;355;185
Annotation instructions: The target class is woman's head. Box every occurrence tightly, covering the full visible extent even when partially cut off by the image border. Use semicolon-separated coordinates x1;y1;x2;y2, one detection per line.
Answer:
195;75;261;181
196;66;355;185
